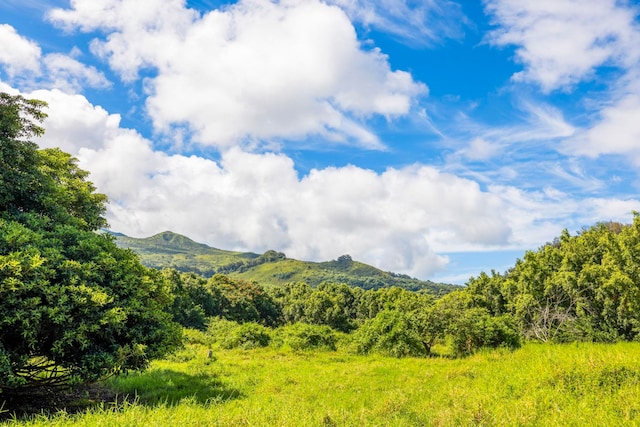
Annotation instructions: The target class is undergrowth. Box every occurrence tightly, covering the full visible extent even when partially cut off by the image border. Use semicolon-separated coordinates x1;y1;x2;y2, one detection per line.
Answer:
3;342;640;426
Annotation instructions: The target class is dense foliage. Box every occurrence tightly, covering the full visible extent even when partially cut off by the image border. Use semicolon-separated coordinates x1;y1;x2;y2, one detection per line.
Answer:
465;220;640;343
0;93;181;394
164;218;640;357
164;270;519;356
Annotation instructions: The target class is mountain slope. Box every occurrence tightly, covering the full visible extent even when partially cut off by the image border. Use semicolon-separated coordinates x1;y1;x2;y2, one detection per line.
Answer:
113;231;259;277
112;231;460;294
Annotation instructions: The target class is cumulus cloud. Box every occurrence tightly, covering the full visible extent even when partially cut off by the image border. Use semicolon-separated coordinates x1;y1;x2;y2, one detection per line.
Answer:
91;141;513;277
20;89;502;277
8;88;639;279
30;88;122;152
49;0;426;148
42;54;111;92
0;24;41;76
485;0;640;92
49;0;197;79
0;24;110;92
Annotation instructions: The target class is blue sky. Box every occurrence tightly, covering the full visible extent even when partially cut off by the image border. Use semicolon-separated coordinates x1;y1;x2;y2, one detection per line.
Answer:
1;0;640;284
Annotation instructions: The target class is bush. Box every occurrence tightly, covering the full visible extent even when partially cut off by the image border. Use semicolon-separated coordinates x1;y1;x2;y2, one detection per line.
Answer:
448;309;520;356
274;323;337;351
352;310;426;358
182;328;215;347
219;322;272;350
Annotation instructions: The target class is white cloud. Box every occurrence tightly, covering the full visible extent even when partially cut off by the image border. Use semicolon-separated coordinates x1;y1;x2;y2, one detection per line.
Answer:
0;24;110;93
0;24;41;76
31;88;121;153
579;198;640;225
43;54;111;92
327;0;465;46
49;0;426;148
7;87;639;279
19;89;503;278
460;137;501;161
449;101;574;168
93;145;513;278
49;0;198;80
563;92;640;163
483;1;640;166
485;0;640;92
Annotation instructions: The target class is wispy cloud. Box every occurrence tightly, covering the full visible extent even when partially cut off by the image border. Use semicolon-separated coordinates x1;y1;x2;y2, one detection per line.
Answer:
484;0;640;92
563;91;640;163
449;100;574;161
0;0;65;10
327;0;466;46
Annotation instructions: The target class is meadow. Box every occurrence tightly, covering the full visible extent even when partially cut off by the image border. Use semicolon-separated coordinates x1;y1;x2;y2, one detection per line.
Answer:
4;342;640;426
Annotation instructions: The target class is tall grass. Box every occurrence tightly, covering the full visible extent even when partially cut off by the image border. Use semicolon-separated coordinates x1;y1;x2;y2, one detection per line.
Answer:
4;342;640;426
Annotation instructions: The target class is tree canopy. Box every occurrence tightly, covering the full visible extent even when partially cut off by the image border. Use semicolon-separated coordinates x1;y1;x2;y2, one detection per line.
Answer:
0;93;181;394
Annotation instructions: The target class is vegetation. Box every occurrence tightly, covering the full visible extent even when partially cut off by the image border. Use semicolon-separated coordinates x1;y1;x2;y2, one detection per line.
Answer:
112;231;259;278
113;232;459;294
0;94;181;395
4;91;640;424
155;217;640;358
464;220;640;343
5;342;640;426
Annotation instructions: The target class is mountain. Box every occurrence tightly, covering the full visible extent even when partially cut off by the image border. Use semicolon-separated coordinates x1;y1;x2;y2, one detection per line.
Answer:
112;231;260;277
111;231;460;295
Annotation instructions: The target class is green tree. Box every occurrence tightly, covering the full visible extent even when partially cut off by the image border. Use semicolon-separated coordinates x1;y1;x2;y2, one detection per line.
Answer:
163;269;209;330
0;93;47;218
37;148;108;231
268;282;312;325
490;220;640;343
0;93;181;394
208;275;281;326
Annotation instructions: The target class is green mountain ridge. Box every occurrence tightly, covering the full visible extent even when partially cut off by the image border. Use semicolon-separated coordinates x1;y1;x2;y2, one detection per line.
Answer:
111;230;460;295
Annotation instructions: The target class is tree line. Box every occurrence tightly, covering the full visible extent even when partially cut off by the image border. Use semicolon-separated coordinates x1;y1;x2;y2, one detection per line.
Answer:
164;217;640;358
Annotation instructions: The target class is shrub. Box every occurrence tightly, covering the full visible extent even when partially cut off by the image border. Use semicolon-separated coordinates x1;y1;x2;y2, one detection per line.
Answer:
352;310;426;358
220;322;272;350
448;309;520;356
182;328;215;347
274;323;337;351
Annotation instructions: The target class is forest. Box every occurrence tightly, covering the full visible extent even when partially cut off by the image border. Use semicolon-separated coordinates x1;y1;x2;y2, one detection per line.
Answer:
2;92;640;424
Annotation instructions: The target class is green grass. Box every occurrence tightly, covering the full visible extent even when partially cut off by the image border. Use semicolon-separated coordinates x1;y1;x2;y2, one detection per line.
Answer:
5;342;640;426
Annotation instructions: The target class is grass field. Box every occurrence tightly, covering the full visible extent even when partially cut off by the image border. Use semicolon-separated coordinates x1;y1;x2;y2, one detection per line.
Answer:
4;342;640;426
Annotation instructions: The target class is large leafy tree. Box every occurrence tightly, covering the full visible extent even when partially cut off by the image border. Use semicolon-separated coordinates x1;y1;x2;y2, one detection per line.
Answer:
0;93;181;394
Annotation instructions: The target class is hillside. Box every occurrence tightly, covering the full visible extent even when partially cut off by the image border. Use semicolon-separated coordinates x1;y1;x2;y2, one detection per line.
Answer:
112;231;260;277
111;231;459;294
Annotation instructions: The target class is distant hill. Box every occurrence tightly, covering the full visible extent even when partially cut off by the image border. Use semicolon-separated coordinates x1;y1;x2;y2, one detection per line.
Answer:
110;230;460;295
111;231;260;277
